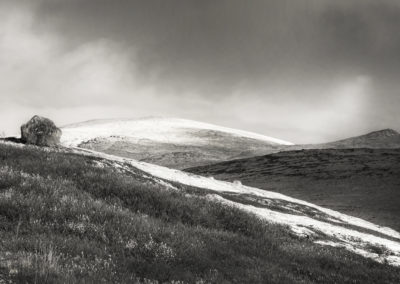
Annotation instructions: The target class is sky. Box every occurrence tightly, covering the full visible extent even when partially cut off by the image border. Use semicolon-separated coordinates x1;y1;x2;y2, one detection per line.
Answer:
0;0;399;143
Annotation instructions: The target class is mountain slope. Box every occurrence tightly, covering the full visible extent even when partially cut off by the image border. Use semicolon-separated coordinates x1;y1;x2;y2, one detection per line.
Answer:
61;121;400;170
2;142;400;282
186;148;400;232
61;117;293;169
2;142;400;283
84;148;400;263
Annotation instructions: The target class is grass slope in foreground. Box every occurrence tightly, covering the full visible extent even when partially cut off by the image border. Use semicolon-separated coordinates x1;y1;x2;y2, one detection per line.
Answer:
0;143;400;283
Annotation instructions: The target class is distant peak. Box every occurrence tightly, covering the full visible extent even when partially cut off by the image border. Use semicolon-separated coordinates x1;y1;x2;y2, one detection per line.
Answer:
365;129;399;138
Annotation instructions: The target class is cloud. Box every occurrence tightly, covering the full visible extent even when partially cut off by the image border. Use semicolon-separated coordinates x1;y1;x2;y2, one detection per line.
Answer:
0;4;135;107
0;3;194;134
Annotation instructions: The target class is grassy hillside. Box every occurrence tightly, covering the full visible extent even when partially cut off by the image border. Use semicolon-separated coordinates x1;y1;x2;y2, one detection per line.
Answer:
1;143;400;283
186;148;400;232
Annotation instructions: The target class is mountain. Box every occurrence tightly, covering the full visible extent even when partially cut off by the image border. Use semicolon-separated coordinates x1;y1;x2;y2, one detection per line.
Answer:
61;117;293;169
62;118;400;170
278;129;400;151
1;142;400;283
283;129;400;151
321;129;400;149
186;148;400;232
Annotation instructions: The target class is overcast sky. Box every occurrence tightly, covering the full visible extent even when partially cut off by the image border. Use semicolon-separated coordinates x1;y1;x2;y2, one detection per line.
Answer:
1;0;399;143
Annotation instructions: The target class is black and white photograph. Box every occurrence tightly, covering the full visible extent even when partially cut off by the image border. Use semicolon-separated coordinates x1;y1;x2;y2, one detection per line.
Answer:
1;0;400;283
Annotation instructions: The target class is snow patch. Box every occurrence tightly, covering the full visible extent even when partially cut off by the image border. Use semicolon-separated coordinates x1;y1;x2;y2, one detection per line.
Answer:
208;194;400;266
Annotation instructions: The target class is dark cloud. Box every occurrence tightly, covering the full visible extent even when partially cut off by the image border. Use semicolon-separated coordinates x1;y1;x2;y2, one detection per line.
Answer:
1;0;399;142
33;1;400;84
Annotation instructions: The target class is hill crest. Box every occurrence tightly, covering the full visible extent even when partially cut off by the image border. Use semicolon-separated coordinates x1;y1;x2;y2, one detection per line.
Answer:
61;117;294;146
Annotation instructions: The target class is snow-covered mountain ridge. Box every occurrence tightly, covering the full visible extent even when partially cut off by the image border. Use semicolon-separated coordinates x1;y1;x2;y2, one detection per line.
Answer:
61;117;293;147
61;117;293;169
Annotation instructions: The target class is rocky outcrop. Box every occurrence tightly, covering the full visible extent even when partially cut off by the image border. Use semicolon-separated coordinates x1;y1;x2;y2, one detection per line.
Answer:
20;115;62;147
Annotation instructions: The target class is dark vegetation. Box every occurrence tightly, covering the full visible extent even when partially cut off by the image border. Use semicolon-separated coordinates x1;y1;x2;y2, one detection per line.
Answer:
1;143;400;283
186;148;400;232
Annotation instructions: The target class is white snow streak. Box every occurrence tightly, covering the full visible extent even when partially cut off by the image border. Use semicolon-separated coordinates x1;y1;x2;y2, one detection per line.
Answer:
123;158;400;240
